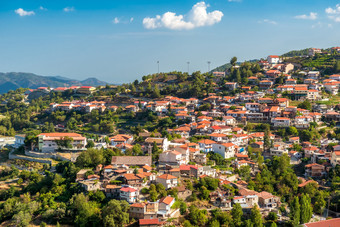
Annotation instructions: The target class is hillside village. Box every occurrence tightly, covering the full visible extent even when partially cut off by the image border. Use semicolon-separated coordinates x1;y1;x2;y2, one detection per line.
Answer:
1;47;340;226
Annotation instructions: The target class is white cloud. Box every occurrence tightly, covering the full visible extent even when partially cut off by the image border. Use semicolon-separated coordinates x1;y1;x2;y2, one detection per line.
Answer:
258;19;277;25
295;12;317;20
326;4;340;22
130;17;134;22
113;17;120;24
143;1;223;30
39;6;47;11
14;8;35;16
228;0;242;2
311;22;333;29
63;7;75;12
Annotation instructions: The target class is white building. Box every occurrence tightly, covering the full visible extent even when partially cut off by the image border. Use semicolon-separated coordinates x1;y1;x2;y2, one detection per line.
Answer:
267;55;280;64
212;143;237;159
156;174;178;189
38;133;87;153
331;151;340;167
159;150;188;165
120;186;138;203
14;134;26;148
271;117;290;127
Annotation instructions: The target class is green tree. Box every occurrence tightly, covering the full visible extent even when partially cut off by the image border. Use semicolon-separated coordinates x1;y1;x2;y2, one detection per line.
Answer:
270;222;277;227
180;202;187;215
12;211;31;227
188;205;208;226
290;196;300;226
300;194;313;224
69;194;101;227
251;204;263;227
313;191;326;215
231;203;243;227
75;148;104;168
153;85;161;98
86;140;95;148
102;200;130;227
264;128;271;151
287;126;298;136
334;60;340;73
298;100;311;111
236;69;241;83
230;56;238;66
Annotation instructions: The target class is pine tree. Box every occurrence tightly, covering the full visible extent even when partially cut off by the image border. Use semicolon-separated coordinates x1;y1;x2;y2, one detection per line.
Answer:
250;204;263;227
230;56;238;66
264;128;271;151
300;194;313;224
236;69;241;83
290;196;300;226
153;85;161;98
334;60;340;73
231;203;243;227
270;222;277;227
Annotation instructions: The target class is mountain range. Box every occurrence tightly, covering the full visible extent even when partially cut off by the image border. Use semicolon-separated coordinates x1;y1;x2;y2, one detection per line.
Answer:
0;72;109;94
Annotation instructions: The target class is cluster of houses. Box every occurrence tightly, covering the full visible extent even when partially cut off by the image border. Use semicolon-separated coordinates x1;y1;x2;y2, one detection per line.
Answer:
9;50;340;226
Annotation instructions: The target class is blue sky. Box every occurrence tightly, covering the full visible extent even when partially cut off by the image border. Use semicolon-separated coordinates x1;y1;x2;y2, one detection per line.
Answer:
1;0;340;83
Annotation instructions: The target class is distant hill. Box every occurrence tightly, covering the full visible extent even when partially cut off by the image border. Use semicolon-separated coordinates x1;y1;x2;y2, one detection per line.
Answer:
0;72;109;94
210;63;232;73
281;48;310;57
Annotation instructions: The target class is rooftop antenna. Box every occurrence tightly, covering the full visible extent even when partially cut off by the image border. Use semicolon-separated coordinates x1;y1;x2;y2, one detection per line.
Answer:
187;61;190;75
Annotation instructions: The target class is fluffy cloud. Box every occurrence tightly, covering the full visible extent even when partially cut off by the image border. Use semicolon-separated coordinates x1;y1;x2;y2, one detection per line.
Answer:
39;6;47;11
326;4;340;22
143;2;223;30
295;12;317;20
14;8;35;16
63;7;75;12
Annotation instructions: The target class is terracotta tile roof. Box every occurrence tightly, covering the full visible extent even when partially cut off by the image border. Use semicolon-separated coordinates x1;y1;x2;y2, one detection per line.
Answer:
124;173;140;181
139;219;161;225
157;174;177;180
106;184;121;189
143;165;152;171
256;191;274;199
111;156;152;166
131;203;145;208
304;218;340;227
120;186;137;192
39;132;85;141
159;196;174;205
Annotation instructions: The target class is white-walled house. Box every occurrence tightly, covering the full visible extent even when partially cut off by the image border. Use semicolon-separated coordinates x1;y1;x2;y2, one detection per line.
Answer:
198;139;216;153
159;150;187;165
156;174;178;189
159;196;175;213
14;134;26;148
271;117;290;127
267;55;280;64
331;151;340;167
120;186;138;203
110;134;133;146
212;143;237;159
38;133;86;153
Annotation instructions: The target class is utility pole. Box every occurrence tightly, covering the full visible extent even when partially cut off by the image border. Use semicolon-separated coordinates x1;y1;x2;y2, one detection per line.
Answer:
207;61;211;73
187;61;190;75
